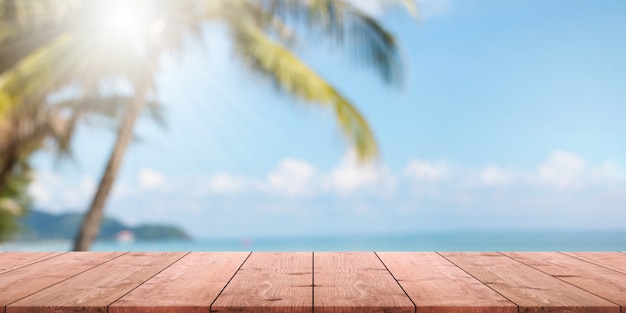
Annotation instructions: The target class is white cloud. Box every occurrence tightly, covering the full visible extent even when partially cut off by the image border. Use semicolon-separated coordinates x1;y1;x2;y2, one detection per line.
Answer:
265;158;318;197
27;149;626;235
153;150;622;201
533;150;587;190
591;160;625;184
28;171;60;207
89;150;626;207
29;180;52;205
404;159;448;182
204;152;396;198
209;173;248;194
62;176;96;207
403;159;451;197
28;172;99;211
323;150;395;196
480;165;517;187
402;150;626;194
138;168;165;190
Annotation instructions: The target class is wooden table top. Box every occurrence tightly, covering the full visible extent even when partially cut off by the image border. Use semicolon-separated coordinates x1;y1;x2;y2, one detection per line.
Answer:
0;251;625;313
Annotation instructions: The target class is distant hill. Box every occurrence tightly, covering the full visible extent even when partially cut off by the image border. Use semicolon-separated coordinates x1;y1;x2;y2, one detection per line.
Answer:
16;209;191;241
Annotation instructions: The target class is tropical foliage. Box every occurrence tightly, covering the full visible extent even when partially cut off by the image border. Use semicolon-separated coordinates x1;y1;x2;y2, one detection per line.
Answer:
0;0;76;239
0;0;415;249
0;157;30;241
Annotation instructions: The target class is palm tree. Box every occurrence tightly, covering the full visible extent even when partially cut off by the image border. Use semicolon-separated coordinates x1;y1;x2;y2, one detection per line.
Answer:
0;90;163;240
2;0;416;251
0;0;73;74
0;0;141;239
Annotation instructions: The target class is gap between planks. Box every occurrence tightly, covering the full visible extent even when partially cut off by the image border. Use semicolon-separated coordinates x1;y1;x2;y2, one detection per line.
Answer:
6;252;187;313
3;252;626;313
0;252;66;276
110;252;250;313
441;252;620;313
562;252;626;275
503;252;626;310
1;252;127;313
374;252;417;312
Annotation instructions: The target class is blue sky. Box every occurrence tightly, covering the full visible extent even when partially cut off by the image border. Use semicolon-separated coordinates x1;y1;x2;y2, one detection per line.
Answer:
29;0;626;238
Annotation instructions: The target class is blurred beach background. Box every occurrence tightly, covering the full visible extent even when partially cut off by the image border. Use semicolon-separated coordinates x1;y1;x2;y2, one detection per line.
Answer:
2;0;626;251
5;230;626;252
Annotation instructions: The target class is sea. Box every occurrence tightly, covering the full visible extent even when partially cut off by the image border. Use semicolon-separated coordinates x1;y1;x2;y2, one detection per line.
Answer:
3;230;626;251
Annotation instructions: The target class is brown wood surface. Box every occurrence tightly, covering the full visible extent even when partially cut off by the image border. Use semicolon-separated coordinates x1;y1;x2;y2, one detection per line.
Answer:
377;252;516;313
211;252;312;313
1;252;626;313
441;252;619;313
563;252;626;275
0;252;63;275
7;252;186;313
504;252;626;308
110;252;249;313
314;252;413;313
0;252;123;313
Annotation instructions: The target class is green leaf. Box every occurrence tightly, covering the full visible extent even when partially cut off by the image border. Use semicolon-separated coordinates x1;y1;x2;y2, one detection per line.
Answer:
234;24;377;161
257;0;406;85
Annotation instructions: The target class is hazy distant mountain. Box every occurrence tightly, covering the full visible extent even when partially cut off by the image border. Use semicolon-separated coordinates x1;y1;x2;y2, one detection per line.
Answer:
16;209;191;241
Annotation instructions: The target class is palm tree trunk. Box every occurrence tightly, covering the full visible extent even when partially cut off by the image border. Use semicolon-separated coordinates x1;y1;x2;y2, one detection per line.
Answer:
72;82;150;251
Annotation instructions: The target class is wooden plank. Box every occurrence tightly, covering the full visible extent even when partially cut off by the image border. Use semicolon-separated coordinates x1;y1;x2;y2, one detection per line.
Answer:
314;252;413;313
563;252;626;275
504;252;626;308
0;252;123;313
0;252;63;275
377;252;516;313
7;252;186;313
211;252;312;313
110;252;249;313
441;252;619;313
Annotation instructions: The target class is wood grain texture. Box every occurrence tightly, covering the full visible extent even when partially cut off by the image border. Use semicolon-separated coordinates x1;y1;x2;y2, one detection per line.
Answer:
212;252;312;313
2;252;626;313
562;252;626;275
504;252;626;308
377;252;516;313
110;252;249;313
0;252;123;312
441;252;619;313
314;252;413;313
7;252;186;313
0;252;64;275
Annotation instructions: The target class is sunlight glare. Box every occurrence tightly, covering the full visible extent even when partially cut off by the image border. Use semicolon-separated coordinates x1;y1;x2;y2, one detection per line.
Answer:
94;0;155;45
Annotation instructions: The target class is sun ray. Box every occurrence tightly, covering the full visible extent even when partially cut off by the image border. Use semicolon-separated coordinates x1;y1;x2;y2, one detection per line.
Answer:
87;0;158;54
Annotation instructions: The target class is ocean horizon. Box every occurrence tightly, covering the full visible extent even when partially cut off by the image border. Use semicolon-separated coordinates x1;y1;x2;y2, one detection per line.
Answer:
3;230;626;252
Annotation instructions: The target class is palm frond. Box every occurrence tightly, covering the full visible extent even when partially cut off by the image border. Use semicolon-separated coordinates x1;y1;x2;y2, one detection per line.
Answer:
0;94;164;168
0;0;81;74
256;0;406;85
0;30;156;114
53;95;163;125
233;23;377;161
0;33;96;111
